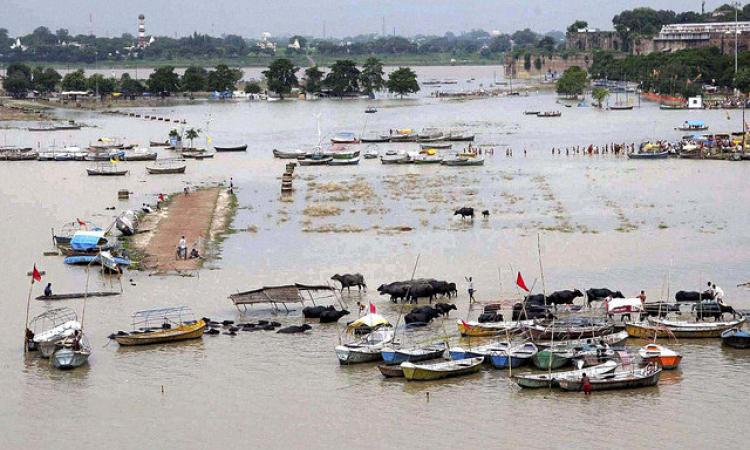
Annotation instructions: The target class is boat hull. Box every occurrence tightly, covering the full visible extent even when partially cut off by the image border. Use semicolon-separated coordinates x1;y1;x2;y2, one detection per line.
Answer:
532;350;571;370
627;320;744;339
51;348;90;370
335;346;382;365
378;364;405;378
146;166;186;174
114;320;206;346
401;357;483;381
512;361;618;389
214;145;248;152
558;369;661;391
721;329;750;348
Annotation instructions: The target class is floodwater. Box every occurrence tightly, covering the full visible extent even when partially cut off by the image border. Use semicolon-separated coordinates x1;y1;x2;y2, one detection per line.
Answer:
2;65;750;449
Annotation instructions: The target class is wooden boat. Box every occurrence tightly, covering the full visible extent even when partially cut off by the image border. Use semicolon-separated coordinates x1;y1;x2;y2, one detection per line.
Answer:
116;210;138;236
412;154;443;164
721;328;750;348
63;254;131;269
327;156;360;166
534;330;630;349
36;291;120;301
443;131;475;141
363;148;379;159
441;156;484;166
512;360;618;389
537;111;561;117
149;140;170;147
524;322;614;341
449;342;509;361
274;149;309;159
638;344;682;369
456;319;527;337
86;164;129;176
523;110;540;115
28;125;56;132
364;106;377;114
122;149;158;161
51;334;91;370
571;344;617;368
1;148;38;160
675;120;708;131
401;357;483;381
335;328;395;365
388;130;418;142
85;150;125;161
28;307;81;356
421;142;452;149
114;307;206;346
378;364;405;378
298;156;332;166
360;133;390;143
380;152;410;164
182;150;215;159
558;365;662;391
609;105;634;111
322;145;360;159
214;144;248;152
146;161;187;174
532;345;575;370
627;318;746;339
417;129;445;142
489;342;538;369
627;151;669;159
381;342;446;365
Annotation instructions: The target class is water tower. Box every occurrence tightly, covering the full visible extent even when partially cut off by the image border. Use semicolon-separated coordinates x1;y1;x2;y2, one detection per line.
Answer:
138;14;146;48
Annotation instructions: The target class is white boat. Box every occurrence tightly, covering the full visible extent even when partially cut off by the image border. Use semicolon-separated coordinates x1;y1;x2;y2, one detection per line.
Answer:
412;153;443;164
335;328;395;365
35;320;82;357
27;307;81;357
441;155;484;166
364;147;379;159
116;210;138;236
273;149;309;159
51;334;91;370
512;360;618;389
327;156;360;166
86;162;129;176
380;151;410;164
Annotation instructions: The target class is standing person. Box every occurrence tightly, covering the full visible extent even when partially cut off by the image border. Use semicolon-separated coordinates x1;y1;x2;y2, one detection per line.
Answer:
178;236;187;260
44;283;52;297
713;284;725;304
581;373;592;395
465;276;476;303
229;177;234;194
637;290;647;303
706;281;715;299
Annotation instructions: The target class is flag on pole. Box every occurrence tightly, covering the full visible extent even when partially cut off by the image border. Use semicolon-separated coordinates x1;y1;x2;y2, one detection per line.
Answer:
461;319;473;331
516;272;529;292
369;303;376;314
32;264;42;283
77;218;86;226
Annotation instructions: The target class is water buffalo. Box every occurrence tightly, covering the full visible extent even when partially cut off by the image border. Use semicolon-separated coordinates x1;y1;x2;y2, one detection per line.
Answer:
319;309;350;323
548;289;584;306
512;302;553;321
454;207;474;220
640;302;681;318
447;282;458;297
478;312;504;323
303;305;335;318
481;210;490;219
378;282;410;303
404;306;439;324
331;273;367;293
434;303;457;317
407;283;436;304
586;288;625;306
675;290;714;302
524;294;546;306
693;301;737;321
428;280;453;298
277;324;313;334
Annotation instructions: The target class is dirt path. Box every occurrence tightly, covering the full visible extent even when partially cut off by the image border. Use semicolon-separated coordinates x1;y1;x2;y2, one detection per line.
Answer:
134;187;228;272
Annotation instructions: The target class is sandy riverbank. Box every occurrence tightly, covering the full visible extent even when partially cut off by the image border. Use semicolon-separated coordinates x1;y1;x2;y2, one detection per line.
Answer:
131;186;234;274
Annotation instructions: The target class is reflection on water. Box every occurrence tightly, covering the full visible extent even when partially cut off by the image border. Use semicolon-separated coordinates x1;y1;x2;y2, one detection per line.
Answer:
2;66;750;448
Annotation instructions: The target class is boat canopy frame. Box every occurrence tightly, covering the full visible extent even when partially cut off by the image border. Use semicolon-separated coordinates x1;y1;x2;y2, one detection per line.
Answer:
28;307;79;334
128;306;196;331
229;283;341;313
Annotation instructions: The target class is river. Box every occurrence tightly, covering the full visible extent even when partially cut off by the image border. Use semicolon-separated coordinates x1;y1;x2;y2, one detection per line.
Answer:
1;65;748;449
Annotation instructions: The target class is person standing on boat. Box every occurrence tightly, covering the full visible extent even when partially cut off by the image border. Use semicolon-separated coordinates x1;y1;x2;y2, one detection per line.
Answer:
178;236;187;260
713;284;725;304
44;283;52;297
706;281;715;299
581;373;592;395
637;290;646;304
465;276;476;303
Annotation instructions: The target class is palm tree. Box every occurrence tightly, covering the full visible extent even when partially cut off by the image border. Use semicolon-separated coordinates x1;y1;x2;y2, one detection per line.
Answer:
185;128;200;149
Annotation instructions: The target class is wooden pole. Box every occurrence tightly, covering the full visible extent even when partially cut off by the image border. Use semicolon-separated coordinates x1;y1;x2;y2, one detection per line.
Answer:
537;233;547;306
23;276;34;353
392;254;421;342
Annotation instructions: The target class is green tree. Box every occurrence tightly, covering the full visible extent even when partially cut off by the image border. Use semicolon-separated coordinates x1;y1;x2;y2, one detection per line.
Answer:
537;36;556;53
32;67;61;93
556;66;588;97
147;66;180;94
61;69;87;91
87;74;116;96
185;128;200;149
244;81;262;94
523;53;532;71
567;20;589;33
359;57;385;97
2;63;32;98
303;66;324;94
119;73;145;96
262;58;299;99
181;66;208;93
386;67;419;98
533;56;543;71
207;64;243;91
592;87;610;107
325;59;360;97
734;68;750;93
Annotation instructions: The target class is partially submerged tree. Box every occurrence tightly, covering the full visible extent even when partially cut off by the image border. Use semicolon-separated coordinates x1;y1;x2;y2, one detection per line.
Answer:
262;58;299;99
386;67;419;98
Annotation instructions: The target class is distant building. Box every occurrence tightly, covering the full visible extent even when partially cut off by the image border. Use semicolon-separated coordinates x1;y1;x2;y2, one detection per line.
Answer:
646;21;750;54
565;28;623;52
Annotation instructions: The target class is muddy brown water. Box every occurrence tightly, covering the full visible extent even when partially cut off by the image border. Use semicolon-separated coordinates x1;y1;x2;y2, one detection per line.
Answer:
2;66;749;449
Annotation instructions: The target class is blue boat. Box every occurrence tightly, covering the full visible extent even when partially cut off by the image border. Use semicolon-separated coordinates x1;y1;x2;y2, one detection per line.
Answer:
721;328;750;349
69;230;108;251
449;342;508;361
64;254;131;269
489;342;538;369
380;342;446;365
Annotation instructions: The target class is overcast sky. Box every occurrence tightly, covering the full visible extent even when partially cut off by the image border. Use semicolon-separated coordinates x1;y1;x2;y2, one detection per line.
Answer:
2;0;728;38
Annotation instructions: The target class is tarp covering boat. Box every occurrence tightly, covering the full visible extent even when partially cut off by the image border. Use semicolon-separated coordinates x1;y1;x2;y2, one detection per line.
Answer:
686;120;705;127
69;230;107;250
607;297;643;314
347;313;390;331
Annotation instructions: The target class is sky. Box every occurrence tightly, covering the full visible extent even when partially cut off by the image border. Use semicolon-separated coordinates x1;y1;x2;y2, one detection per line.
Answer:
1;0;730;38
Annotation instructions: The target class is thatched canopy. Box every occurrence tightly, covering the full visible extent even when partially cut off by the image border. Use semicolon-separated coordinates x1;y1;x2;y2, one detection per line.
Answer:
229;283;335;306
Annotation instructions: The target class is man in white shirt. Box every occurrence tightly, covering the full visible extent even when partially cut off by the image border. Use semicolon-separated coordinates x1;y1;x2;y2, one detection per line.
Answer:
465;276;475;303
713;284;725;304
178;236;187;259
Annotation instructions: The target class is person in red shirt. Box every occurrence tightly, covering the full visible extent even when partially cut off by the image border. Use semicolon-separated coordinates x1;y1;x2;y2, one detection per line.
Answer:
581;373;592;395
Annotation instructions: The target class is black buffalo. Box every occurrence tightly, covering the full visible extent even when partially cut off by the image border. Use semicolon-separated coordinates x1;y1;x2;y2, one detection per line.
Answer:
319;309;350;323
454;207;474;220
478;312;504;323
404;306;439;324
434;303;457;317
586;288;625;306
481;210;490;218
548;289;584;306
675;290;714;302
331;273;367;293
277;324;313;334
641;302;680;318
378;282;411;303
407;283;435;303
693;301;737;321
302;305;335;319
512;302;553;321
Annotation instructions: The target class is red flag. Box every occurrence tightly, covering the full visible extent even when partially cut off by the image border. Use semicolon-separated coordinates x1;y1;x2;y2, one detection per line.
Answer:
32;264;42;283
461;319;473;330
516;272;529;292
369;303;376;314
77;218;86;226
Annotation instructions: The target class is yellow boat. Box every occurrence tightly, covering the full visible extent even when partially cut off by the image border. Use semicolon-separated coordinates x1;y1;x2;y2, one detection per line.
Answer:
457;319;517;337
115;320;206;346
626;319;744;339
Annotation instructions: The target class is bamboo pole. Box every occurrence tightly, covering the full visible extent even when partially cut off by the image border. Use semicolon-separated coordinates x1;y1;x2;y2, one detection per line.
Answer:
23;275;35;353
537;233;547;306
